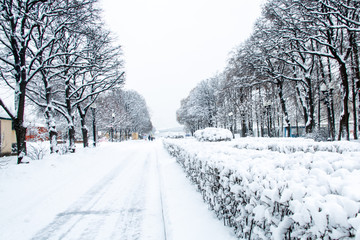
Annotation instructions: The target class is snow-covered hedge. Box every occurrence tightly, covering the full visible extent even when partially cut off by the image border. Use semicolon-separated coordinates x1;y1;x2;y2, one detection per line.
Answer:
165;132;185;139
233;137;360;154
163;138;360;239
194;127;232;142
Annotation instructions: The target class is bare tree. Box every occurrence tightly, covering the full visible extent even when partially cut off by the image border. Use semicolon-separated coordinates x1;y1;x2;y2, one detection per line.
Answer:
177;0;360;141
0;0;62;163
96;89;153;141
76;25;125;147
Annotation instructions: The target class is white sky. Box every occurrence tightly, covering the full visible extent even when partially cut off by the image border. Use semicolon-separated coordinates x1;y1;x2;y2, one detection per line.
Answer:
100;0;264;130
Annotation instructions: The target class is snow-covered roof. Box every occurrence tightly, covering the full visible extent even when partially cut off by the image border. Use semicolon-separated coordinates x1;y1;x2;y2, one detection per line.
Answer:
0;85;14;120
26;121;47;128
0;109;11;120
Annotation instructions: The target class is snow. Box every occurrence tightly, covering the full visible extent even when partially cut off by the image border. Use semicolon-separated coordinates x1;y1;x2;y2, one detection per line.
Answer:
0;109;11;119
0;140;236;240
2;137;360;239
164;132;185;139
163;137;360;239
194;127;232;142
157;144;236;240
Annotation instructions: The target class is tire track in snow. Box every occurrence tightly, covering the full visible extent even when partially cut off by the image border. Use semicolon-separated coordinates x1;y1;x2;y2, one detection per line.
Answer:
30;150;145;240
154;145;168;240
107;151;150;239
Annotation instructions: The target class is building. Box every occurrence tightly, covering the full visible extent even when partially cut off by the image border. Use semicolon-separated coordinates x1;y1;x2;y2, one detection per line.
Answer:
0;112;16;156
131;132;139;140
26;123;48;142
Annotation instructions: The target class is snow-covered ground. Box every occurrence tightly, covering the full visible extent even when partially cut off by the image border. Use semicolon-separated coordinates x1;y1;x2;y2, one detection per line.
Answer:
0;141;236;240
2;137;360;239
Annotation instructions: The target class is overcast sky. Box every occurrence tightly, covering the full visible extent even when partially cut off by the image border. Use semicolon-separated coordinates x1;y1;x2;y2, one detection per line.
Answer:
100;0;264;130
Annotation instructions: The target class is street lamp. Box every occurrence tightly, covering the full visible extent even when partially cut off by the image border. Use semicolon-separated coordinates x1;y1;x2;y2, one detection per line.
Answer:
320;82;335;140
329;82;335;140
264;101;272;137
111;111;115;142
90;103;97;147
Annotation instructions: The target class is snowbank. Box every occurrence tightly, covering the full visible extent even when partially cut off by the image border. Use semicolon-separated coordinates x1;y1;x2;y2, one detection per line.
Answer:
163;138;360;239
165;132;185;139
194;128;232;142
232;137;360;154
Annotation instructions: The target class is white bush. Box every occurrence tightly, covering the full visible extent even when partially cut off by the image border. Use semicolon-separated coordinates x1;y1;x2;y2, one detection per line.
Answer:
163;138;360;239
27;142;49;160
194;127;232;142
165;132;185;139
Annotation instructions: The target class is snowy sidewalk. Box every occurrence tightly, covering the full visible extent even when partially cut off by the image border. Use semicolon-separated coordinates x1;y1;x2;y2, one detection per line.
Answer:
0;140;236;240
156;141;237;240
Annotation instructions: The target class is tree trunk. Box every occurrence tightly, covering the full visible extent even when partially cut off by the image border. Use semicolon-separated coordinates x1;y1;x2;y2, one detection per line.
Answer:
326;26;350;140
82;126;89;148
277;80;291;137
68;125;76;153
319;58;335;140
44;83;58;153
15;82;27;164
234;113;237;136
80;119;89;148
49;131;58;153
248;108;253;137
78;106;89;148
5;0;29;164
351;68;358;140
14;119;27;164
296;84;309;133
66;101;76;152
46;108;58;153
327;58;336;139
350;32;359;139
92;108;97;146
337;62;350;140
305;77;315;134
241;114;247;137
330;54;350;140
65;73;76;152
326;96;335;141
296;119;299;137
317;79;321;130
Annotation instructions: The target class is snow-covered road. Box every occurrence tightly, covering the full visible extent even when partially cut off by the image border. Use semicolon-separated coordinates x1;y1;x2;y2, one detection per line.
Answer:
0;141;236;240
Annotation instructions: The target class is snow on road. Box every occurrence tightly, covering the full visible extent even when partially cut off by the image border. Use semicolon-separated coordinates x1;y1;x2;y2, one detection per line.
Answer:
0;140;236;240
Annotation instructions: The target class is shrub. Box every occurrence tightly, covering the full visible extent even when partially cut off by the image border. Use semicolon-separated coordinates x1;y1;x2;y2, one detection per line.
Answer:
194;127;232;142
163;139;360;239
166;132;185;139
27;142;49;160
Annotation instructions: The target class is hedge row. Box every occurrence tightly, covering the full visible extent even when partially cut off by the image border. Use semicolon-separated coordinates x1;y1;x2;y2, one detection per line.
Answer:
163;139;360;239
232;138;360;154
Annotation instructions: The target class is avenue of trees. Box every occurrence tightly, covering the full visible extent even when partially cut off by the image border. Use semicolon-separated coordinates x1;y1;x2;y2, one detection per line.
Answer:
177;0;360;141
0;0;152;164
95;89;153;142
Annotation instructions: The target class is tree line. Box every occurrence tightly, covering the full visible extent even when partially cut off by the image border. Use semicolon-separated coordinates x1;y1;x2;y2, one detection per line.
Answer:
95;89;153;142
0;0;152;164
177;0;359;141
